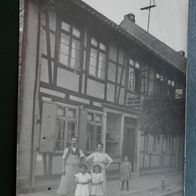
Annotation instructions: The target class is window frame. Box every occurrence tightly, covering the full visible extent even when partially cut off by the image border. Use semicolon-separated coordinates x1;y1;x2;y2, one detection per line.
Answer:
88;35;107;80
54;104;79;152
58;19;83;72
85;111;103;153
107;46;127;87
127;59;141;93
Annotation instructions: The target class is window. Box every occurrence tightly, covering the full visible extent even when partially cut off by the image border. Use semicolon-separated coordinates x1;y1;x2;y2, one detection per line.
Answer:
59;21;81;70
156;75;169;96
108;62;116;82
86;112;103;152
139;65;156;97
148;69;155;96
55;107;66;151
55;106;77;151
153;135;160;151
167;80;175;97
175;88;183;98
89;38;106;79
155;74;176;97
140;65;149;96
117;66;126;86
154;73;160;95
128;59;140;93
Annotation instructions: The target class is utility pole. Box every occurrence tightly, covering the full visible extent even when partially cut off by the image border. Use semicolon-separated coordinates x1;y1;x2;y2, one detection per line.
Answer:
140;0;156;32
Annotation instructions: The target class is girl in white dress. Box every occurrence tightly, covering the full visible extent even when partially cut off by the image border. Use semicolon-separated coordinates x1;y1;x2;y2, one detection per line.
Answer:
86;143;113;194
75;164;91;196
90;164;104;196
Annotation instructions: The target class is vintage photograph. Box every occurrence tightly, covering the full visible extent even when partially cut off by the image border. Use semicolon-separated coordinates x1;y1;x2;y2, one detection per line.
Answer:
17;0;188;196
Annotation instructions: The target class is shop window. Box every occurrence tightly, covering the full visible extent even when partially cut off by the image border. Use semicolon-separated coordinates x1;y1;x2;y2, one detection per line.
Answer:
59;21;81;70
89;37;106;80
55;106;77;151
106;113;121;156
86;112;103;152
67;121;76;143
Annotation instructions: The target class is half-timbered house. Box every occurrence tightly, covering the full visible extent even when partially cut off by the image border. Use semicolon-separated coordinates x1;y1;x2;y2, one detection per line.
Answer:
17;0;186;191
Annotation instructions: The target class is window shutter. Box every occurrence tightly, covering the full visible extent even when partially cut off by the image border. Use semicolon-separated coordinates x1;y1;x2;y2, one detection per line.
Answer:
78;108;87;150
39;102;57;152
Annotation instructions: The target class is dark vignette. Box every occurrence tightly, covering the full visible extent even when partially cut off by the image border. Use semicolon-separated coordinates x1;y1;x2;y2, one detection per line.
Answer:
0;0;18;195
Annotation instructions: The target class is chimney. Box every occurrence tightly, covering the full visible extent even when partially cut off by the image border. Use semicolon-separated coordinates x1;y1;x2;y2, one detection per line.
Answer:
124;13;135;23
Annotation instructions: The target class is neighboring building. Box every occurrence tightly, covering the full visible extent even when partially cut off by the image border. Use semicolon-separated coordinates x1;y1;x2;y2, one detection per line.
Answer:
17;0;186;191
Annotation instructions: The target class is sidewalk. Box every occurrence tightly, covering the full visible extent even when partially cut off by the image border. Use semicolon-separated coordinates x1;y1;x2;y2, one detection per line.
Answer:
18;172;183;196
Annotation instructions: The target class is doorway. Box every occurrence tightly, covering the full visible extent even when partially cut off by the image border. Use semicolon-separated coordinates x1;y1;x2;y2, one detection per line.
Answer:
123;117;137;172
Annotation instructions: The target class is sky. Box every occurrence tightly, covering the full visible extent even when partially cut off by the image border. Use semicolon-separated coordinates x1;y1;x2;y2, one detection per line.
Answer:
82;0;188;53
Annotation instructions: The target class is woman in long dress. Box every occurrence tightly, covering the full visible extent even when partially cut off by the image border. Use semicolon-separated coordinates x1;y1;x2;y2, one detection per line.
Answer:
85;143;113;194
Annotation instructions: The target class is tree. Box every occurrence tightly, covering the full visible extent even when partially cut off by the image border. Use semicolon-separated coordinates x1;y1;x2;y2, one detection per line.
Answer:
138;97;185;137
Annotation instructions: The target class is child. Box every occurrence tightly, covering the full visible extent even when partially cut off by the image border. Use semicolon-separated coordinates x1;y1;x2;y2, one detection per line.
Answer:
90;164;104;196
120;156;132;191
75;163;91;196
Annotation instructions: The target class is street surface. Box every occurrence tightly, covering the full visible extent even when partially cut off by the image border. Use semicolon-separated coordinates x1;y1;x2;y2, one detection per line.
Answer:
18;172;183;196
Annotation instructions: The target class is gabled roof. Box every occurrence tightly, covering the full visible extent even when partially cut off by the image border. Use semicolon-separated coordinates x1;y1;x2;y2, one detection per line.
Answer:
63;0;186;74
120;19;186;74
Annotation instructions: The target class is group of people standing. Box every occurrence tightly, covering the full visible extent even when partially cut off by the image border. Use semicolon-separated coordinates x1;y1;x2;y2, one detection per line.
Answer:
57;137;113;196
57;137;132;196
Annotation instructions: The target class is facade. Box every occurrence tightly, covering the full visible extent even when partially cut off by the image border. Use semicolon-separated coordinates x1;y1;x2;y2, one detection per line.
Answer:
17;0;186;191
